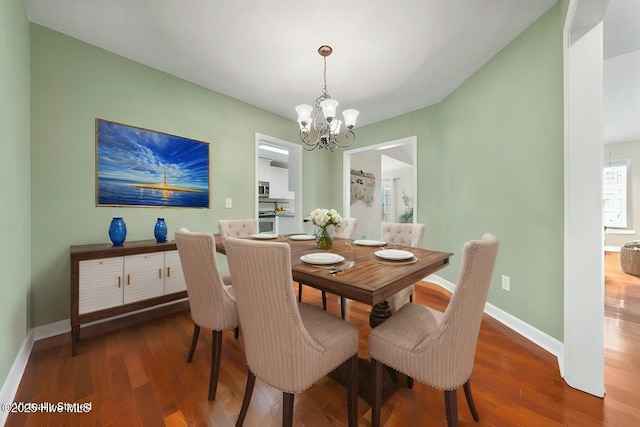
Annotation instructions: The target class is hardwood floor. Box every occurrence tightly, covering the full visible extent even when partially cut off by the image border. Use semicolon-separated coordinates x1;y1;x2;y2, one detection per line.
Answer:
6;254;639;426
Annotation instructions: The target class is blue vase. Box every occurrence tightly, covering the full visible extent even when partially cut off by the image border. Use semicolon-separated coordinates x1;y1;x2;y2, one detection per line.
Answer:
154;218;167;243
109;217;127;246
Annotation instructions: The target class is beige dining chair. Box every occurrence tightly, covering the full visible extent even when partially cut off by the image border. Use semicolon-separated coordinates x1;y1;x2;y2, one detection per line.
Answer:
218;219;258;238
369;233;499;427
174;228;240;401
380;222;426;312
224;237;359;427
298;218;358;320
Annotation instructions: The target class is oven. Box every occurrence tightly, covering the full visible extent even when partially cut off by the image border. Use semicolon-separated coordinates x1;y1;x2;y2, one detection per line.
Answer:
258;211;276;234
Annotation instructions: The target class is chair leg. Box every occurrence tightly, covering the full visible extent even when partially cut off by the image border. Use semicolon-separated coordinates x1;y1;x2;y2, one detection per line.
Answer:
409;293;413;303
234;327;239;339
340;296;346;319
208;330;223;401
283;392;295;427
187;324;200;363
322;291;327;310
463;381;480;421
407;376;414;389
371;358;383;427
236;370;256;427
298;282;303;302
347;354;358;427
444;390;458;427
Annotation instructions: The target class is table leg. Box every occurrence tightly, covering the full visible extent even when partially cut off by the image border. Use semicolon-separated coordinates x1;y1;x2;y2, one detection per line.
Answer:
369;300;392;328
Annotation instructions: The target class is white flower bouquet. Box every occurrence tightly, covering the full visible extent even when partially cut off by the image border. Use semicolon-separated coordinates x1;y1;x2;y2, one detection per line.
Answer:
308;208;343;228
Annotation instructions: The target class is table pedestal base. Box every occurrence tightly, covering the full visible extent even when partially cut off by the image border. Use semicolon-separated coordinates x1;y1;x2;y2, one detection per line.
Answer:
328;357;409;405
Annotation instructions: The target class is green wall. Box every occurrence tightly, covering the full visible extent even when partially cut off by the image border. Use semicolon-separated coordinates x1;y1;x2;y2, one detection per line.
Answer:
29;24;309;327
0;0;31;384
332;4;565;339
20;1;564;349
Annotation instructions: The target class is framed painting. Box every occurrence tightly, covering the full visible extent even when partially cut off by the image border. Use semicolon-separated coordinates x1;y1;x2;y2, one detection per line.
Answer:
96;119;210;208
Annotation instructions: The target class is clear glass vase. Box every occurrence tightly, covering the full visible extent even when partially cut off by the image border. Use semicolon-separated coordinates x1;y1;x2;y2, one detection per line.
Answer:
315;226;333;249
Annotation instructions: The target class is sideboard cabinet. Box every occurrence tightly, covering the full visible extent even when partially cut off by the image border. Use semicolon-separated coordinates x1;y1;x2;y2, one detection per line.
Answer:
70;240;187;355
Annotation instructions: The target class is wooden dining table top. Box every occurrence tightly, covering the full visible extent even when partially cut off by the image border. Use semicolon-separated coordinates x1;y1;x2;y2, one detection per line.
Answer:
215;234;452;307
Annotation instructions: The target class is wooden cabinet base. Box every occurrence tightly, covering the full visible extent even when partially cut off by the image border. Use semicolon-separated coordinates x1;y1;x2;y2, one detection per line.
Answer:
70;240;186;356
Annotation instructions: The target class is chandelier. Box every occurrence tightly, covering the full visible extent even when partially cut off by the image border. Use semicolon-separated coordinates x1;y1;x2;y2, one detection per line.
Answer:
295;45;359;151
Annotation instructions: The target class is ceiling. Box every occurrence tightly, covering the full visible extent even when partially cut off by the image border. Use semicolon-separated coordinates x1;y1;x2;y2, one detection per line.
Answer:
25;0;557;127
23;0;639;142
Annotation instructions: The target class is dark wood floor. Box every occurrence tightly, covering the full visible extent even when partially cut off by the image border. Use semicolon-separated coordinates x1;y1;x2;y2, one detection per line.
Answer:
6;252;639;426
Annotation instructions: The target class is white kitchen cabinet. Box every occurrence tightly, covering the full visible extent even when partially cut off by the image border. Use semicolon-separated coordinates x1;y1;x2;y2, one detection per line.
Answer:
258;158;272;182
71;241;187;355
270;166;295;199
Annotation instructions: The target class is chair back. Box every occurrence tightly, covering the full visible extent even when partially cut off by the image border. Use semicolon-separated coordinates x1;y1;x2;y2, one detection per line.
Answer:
333;217;357;239
174;228;239;331
218;219;258;238
381;222;425;248
224;237;335;392
415;233;499;388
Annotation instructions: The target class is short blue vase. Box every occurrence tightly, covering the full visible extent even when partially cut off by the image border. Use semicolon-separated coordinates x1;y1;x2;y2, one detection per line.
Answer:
109;217;127;246
154;218;167;243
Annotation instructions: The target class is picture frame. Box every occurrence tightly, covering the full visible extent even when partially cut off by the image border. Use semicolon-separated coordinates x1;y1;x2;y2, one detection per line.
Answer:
95;119;210;208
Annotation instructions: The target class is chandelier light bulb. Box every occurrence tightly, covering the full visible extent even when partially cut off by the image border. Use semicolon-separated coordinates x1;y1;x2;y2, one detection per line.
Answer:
342;109;359;129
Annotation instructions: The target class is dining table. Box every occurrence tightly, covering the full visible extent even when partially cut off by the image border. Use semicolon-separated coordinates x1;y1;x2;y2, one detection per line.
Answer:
214;233;453;402
215;234;452;325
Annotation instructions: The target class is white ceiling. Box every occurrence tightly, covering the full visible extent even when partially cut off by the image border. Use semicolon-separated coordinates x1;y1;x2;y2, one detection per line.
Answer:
24;0;557;127
23;0;639;142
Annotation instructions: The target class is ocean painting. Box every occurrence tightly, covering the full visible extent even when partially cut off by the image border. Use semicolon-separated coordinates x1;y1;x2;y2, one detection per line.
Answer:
96;119;210;208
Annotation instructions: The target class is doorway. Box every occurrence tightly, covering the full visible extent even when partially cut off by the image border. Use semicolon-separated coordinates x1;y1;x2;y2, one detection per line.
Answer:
342;136;417;240
255;133;303;234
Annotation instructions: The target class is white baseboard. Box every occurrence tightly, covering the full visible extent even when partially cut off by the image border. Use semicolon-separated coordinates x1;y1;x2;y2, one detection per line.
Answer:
0;330;34;426
423;274;564;371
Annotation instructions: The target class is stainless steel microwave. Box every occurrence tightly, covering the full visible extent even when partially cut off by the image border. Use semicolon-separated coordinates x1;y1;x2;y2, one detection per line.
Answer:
258;181;270;197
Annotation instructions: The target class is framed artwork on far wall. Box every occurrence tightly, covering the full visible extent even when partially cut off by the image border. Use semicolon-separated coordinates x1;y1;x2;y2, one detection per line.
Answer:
95;118;210;208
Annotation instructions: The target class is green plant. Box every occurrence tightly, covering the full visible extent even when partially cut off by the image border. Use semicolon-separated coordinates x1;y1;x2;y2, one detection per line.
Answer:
399;192;413;223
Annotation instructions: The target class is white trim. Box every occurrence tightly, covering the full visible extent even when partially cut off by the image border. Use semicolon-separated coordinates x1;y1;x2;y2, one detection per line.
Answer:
0;331;34;426
422;275;565;376
605;245;621;253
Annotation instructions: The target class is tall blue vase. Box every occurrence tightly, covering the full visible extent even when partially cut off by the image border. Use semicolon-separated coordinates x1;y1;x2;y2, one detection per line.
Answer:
109;217;127;246
154;218;167;243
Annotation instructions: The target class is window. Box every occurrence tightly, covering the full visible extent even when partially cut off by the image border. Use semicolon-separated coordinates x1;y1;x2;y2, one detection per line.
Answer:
603;160;629;228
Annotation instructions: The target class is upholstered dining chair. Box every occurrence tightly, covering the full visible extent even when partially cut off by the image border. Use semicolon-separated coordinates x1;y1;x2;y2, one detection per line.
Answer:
369;233;499;427
298;218;358;320
174;228;240;401
218;219;258;239
224;237;359;427
380;222;426;312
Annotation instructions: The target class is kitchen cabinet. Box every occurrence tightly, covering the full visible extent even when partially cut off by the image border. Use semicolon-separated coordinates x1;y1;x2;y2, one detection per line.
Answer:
71;240;187;356
258;158;272;182
277;215;300;235
270;166;295;199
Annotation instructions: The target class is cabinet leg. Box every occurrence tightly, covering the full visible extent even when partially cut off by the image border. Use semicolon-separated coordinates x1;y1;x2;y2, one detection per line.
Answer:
71;325;80;356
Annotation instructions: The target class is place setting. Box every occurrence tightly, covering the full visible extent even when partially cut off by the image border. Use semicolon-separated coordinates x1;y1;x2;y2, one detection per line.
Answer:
300;252;356;274
373;248;419;265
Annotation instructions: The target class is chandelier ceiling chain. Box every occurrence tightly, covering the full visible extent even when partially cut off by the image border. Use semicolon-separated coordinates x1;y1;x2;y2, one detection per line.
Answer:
295;45;359;151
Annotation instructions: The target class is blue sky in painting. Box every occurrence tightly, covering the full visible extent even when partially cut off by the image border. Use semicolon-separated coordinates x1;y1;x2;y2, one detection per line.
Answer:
97;120;209;190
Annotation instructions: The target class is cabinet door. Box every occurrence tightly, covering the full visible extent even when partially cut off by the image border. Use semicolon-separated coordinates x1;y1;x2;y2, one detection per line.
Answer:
123;253;165;304
79;257;124;314
270;166;288;199
164;250;186;294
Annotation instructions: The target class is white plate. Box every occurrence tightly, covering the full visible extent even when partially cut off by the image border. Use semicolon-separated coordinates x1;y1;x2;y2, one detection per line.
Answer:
301;253;345;265
354;239;386;246
374;249;414;261
251;234;278;240
290;234;316;241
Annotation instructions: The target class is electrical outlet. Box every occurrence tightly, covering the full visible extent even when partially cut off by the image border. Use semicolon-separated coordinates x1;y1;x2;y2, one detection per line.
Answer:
502;275;511;291
225;198;232;208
